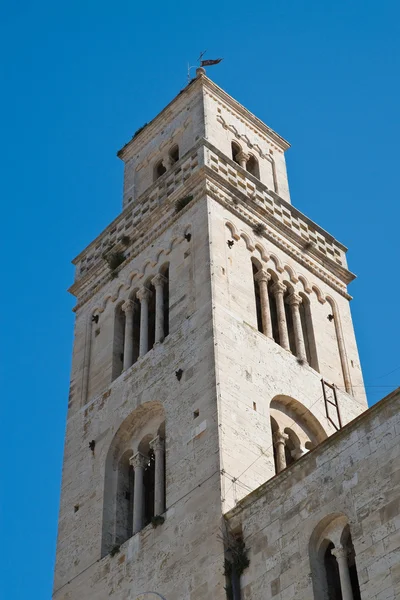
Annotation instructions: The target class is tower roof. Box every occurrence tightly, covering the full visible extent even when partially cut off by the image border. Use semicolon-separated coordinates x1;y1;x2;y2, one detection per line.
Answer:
117;72;290;162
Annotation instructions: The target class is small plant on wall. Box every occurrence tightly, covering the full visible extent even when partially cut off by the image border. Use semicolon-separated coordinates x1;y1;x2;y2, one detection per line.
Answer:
151;515;165;528
103;250;125;279
252;222;266;237
109;544;120;557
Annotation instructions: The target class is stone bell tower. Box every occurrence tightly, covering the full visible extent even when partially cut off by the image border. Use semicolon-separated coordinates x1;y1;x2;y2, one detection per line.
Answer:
53;69;367;599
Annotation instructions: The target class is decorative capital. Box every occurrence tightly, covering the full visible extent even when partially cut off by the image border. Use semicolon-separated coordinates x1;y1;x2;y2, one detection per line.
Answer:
129;452;147;470
151;273;167;289
255;269;271;284
331;545;348;560
150;435;165;453
273;431;289;446
271;281;286;296
237;151;249;164
122;299;135;314
287;292;302;307
137;287;151;302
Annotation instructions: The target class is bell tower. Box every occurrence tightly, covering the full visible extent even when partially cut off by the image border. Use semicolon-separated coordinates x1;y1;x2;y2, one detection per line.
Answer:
53;69;367;599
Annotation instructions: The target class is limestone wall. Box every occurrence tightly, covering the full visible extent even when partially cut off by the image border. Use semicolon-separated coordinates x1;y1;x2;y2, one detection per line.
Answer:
208;199;367;511
54;198;227;600
226;388;400;600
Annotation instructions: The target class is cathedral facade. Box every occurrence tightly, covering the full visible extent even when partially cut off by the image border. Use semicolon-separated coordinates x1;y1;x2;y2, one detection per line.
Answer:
53;69;400;600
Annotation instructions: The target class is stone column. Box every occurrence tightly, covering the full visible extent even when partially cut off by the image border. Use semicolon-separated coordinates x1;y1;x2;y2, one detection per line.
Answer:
332;546;354;600
255;269;273;339
237;151;249;169
151;274;166;344
273;431;288;473
271;282;290;351
122;299;135;370
287;292;307;363
137;287;150;357
150;436;165;516
130;452;147;534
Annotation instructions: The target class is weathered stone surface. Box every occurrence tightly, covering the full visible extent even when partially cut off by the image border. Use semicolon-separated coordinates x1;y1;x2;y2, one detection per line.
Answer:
53;72;396;600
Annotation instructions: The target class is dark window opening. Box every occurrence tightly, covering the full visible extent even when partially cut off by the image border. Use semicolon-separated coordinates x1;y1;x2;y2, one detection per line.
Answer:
284;296;297;355
284;443;295;467
154;160;167;181
132;297;141;364
115;454;134;546
169;145;179;164
299;296;319;372
147;285;156;351
246;155;260;179
252;263;263;333
232;142;241;165
268;280;280;344
162;266;170;338
143;450;155;526
324;543;343;600
112;305;126;380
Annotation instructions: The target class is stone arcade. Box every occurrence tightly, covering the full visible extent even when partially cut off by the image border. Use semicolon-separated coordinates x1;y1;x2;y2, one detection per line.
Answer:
53;69;400;599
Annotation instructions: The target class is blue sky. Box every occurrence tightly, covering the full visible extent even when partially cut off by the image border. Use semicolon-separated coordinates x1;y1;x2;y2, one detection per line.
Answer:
1;1;399;598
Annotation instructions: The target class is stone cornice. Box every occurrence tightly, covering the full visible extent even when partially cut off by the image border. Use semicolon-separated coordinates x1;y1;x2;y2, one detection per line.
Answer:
204;139;347;253
69;173;206;311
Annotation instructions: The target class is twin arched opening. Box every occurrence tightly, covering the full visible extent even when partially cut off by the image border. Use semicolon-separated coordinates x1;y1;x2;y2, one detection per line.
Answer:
231;141;260;179
310;514;361;600
102;401;166;556
154;145;180;182
270;395;327;474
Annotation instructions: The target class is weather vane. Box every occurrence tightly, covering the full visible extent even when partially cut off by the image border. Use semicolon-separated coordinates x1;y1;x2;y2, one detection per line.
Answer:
187;50;223;82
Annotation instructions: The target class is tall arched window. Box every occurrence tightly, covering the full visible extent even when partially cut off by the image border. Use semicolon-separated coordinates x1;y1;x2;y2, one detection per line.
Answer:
252;262;263;333
246;155;260;179
161;265;170;339
284;286;297;356
231;141;241;165
299;292;319;371
102;402;166;556
310;515;361;600
112;303;125;381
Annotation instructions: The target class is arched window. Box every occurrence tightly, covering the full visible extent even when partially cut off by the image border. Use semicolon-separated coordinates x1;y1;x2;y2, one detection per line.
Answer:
154;159;167;181
270;395;327;474
112;303;125;381
161;264;170;339
310;515;361;600
231;141;241;165
252;262;263;333
268;279;280;343
147;281;156;352
169;145;179;165
246;155;260;179
299;293;319;372
283;286;297;356
102;402;166;556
